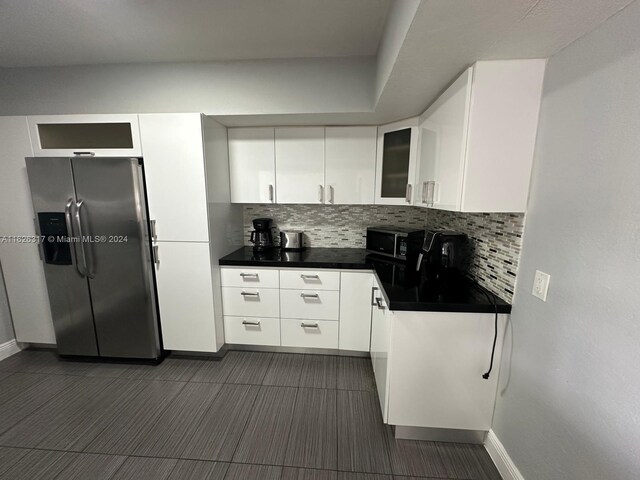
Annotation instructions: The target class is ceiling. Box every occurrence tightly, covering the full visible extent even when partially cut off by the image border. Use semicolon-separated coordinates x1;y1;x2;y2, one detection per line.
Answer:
0;0;391;67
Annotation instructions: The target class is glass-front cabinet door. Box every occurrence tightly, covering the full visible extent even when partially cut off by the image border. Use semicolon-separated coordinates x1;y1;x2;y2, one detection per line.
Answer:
374;118;419;205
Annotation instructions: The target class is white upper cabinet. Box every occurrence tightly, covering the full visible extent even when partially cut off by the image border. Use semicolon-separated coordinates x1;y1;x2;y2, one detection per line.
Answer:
374;118;419;205
275;127;325;204
27;114;142;157
325;126;377;205
228;127;276;204
416;60;546;212
139;113;210;242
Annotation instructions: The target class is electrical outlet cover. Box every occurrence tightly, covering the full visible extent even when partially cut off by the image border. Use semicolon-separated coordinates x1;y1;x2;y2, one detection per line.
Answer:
532;270;551;301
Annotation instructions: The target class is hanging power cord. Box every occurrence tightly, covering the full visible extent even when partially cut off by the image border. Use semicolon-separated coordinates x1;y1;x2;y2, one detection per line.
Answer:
477;287;498;380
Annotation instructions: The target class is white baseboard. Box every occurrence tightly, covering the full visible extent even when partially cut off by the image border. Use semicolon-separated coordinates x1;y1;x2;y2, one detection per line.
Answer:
485;429;525;480
0;339;22;362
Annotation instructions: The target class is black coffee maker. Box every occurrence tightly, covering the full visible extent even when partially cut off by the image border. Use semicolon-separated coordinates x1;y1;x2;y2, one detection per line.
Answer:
250;218;275;252
416;229;473;283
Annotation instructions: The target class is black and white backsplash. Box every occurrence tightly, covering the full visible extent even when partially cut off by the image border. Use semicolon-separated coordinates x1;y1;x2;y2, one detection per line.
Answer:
243;205;524;301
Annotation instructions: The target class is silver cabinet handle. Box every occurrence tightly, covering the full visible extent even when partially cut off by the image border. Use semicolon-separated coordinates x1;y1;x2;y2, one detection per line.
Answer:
242;320;261;326
64;199;83;276
422;182;428;204
405;183;412;203
73;151;95;157
240;273;259;278
318;185;324;203
153;245;160;266
431;181;437;206
74;200;93;278
33;218;43;261
300;292;319;298
300;274;319;279
329;185;335;204
301;322;319;328
241;291;259;297
376;297;385;310
371;286;379;306
268;184;274;202
150;219;157;241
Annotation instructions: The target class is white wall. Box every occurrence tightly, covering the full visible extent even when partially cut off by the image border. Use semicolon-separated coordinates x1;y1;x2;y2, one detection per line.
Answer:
0;57;374;116
492;2;640;479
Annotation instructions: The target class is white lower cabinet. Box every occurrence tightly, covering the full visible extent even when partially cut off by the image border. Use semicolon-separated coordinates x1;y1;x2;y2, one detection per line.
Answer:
281;318;339;349
224;316;280;346
280;289;340;321
221;287;280;318
154;242;217;352
370;281;390;418
219;267;373;351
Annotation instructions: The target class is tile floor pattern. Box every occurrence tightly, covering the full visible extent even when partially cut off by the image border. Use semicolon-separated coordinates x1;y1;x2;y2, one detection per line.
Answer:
0;350;502;480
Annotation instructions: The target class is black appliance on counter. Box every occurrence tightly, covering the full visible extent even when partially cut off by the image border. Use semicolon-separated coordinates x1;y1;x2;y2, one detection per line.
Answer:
366;226;425;263
250;217;275;252
416;229;473;282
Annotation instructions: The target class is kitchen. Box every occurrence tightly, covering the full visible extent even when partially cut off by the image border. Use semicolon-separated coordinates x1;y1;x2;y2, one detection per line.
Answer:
0;1;639;479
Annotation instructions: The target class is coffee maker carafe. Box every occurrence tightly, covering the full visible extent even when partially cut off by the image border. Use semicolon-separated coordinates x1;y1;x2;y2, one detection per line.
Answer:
250;218;275;252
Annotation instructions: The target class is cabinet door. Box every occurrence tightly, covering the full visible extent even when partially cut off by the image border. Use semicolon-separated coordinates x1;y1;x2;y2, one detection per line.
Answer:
27;114;142;157
370;287;390;420
275;127;325;204
416;68;472;211
325;127;376;204
339;272;374;351
139;113;210;242
375;119;419;205
228;127;276;204
154;242;218;352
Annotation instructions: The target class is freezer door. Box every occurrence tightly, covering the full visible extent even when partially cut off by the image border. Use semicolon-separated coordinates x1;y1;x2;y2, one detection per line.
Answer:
71;157;160;359
25;157;98;356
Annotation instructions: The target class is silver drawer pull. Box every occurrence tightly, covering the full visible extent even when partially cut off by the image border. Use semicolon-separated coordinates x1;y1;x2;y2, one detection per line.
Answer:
376;297;385;310
301;322;319;328
301;274;319;279
240;273;259;278
300;293;319;298
241;291;259;297
242;320;261;326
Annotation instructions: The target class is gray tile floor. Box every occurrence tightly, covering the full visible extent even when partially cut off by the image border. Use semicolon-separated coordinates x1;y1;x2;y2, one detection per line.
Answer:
0;350;501;480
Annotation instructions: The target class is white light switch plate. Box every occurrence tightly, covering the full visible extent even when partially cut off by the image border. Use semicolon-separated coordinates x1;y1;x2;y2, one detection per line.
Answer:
532;270;550;301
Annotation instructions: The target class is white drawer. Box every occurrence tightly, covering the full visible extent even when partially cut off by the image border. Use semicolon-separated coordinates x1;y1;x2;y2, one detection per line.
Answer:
281;318;339;349
221;287;280;318
280;289;340;321
221;267;280;288
279;270;340;291
224;316;281;346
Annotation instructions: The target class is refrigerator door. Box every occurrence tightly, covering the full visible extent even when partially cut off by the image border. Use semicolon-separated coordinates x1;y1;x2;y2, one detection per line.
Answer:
71;157;160;359
25;157;98;356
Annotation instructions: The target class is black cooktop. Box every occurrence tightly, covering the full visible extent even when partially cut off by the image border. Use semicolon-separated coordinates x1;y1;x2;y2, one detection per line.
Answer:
219;247;511;314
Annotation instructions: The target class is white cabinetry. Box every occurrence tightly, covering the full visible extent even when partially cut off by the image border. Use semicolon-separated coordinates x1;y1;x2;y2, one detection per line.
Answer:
374;118;419;205
415;60;546;212
0;117;56;344
27;114;142;157
370;280;391;418
339;272;374;352
325;127;377;204
275;127;325;204
152;242;216;352
139;114;210;242
228;127;276;204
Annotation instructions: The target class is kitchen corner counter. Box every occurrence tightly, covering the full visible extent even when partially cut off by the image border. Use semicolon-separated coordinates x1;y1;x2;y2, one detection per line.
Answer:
219;247;512;314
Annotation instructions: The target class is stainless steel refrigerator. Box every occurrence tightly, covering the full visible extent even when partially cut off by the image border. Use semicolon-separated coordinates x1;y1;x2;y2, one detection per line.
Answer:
26;157;161;360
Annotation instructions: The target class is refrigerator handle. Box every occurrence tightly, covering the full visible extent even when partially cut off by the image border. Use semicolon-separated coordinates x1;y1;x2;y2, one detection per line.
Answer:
65;199;85;277
74;200;94;279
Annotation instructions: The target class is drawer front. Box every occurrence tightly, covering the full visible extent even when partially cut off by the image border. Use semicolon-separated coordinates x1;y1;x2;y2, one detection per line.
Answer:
224;316;281;346
279;270;340;291
280;289;340;321
221;287;280;318
221;267;280;288
281;318;339;349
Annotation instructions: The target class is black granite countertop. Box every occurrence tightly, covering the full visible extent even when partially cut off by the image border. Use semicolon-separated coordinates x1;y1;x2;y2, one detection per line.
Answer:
219;247;511;314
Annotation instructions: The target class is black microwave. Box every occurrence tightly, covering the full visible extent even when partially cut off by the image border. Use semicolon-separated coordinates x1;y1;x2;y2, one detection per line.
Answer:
366;227;425;261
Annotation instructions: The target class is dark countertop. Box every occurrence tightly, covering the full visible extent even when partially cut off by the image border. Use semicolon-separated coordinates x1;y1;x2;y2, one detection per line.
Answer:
219;247;511;314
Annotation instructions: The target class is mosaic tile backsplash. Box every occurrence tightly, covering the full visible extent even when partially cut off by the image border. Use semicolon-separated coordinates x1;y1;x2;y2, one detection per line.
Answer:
243;205;524;301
